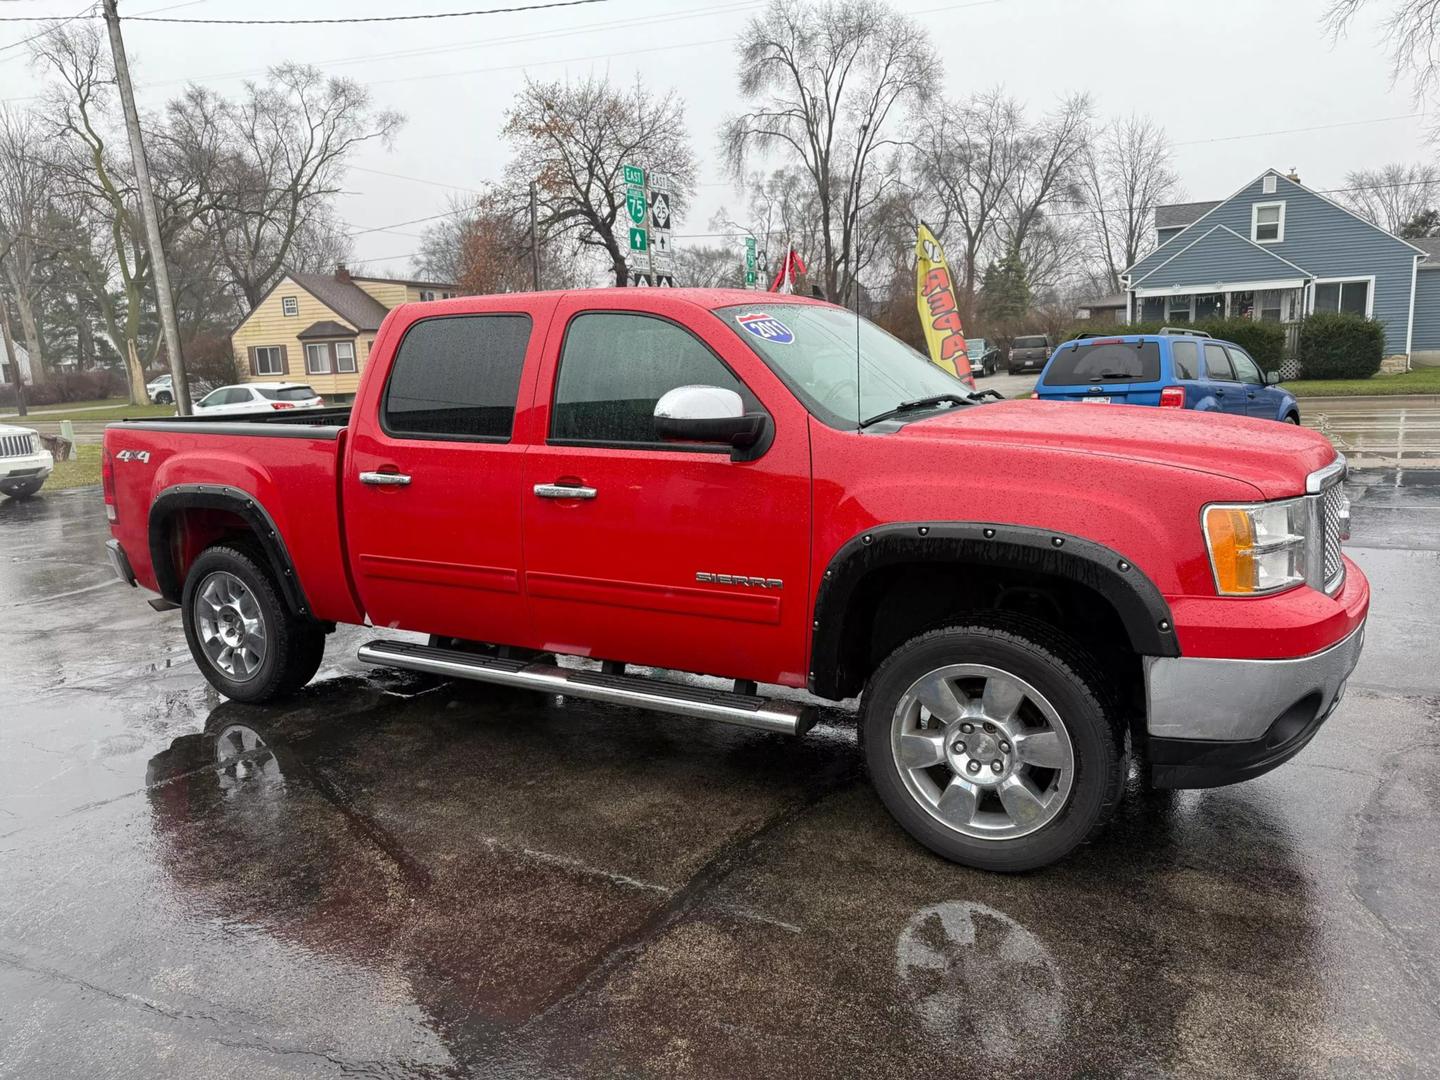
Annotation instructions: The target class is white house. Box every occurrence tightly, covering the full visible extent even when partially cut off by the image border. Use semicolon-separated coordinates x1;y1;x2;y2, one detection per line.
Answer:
0;341;32;385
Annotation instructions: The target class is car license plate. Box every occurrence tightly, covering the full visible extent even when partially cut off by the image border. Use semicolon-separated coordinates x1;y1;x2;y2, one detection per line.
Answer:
1082;396;1112;404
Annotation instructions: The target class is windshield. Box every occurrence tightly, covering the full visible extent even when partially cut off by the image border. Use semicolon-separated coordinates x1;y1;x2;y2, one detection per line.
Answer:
1043;341;1161;385
717;303;975;429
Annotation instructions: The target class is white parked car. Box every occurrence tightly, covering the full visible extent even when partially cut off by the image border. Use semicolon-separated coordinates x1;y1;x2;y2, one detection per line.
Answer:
192;383;325;417
0;423;53;499
147;373;174;405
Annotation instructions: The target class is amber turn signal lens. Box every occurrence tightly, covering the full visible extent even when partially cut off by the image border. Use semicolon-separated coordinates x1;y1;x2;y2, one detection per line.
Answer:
1204;506;1256;595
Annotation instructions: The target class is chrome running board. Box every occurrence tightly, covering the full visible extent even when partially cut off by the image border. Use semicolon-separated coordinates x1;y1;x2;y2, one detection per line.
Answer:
357;639;816;736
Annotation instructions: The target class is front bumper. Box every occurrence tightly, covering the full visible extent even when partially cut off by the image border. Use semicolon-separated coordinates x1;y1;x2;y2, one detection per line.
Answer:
0;449;53;484
1144;621;1365;788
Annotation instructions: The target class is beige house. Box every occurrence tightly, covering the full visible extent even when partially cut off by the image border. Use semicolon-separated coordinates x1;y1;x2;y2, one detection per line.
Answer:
231;265;456;404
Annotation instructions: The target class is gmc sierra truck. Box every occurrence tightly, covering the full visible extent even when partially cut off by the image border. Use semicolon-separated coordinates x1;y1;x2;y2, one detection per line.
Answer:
102;289;1367;871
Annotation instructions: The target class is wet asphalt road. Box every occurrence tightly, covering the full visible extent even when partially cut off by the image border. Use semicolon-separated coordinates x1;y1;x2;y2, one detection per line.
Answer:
1;483;1438;1079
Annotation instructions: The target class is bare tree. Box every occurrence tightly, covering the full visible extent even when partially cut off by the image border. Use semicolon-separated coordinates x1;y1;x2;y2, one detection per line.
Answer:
994;93;1093;268
503;75;696;288
1336;161;1440;233
914;90;1028;319
674;244;745;288
1327;0;1440;96
31;22;158;403
0;107;56;384
1077;113;1180;293
722;0;936;304
172;66;401;311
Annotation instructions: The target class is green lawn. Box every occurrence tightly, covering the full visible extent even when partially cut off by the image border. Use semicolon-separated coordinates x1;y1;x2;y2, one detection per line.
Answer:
3;402;175;422
47;444;101;490
1283;366;1440;398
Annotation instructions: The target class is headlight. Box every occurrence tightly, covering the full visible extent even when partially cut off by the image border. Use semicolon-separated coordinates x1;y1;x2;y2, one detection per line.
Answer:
1203;499;1308;595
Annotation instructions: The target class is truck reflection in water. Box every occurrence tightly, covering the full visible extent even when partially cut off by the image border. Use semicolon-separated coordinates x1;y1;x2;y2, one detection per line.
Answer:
142;680;1332;1077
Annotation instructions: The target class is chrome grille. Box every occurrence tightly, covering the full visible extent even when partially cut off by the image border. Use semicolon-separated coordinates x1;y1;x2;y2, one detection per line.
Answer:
1321;482;1346;589
0;433;33;458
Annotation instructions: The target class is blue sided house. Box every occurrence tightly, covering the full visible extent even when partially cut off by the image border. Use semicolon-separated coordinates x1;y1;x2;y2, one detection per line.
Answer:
1123;169;1439;371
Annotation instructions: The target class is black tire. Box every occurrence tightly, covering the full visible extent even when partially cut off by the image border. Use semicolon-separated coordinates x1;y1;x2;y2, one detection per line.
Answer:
181;541;326;703
1284;413;1301;425
154;392;173;405
861;614;1126;872
0;478;44;499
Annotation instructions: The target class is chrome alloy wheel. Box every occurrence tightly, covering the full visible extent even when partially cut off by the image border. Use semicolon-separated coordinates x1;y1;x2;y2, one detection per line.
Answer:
889;664;1075;841
195;571;267;682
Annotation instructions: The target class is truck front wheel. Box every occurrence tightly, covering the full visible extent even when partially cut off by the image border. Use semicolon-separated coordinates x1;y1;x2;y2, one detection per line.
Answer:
861;616;1125;872
181;542;325;703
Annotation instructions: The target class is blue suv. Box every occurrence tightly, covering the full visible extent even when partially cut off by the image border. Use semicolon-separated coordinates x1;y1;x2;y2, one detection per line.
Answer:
1032;329;1300;423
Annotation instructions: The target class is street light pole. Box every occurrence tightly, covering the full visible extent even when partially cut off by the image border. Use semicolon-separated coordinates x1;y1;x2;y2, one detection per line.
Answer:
101;0;191;415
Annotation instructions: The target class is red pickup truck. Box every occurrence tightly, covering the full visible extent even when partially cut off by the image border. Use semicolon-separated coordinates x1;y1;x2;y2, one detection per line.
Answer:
103;289;1367;870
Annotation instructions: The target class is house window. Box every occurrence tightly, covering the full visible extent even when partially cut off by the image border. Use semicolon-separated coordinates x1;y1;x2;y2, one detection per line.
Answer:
442;291;455;300
254;346;283;376
335;341;357;373
1166;294;1192;323
419;289;436;302
305;343;331;375
281;296;299;317
1252;202;1285;243
1263;174;1277;195
1314;279;1371;316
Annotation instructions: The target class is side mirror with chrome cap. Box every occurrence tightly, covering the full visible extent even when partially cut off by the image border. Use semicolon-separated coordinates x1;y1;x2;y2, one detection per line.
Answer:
654;385;769;457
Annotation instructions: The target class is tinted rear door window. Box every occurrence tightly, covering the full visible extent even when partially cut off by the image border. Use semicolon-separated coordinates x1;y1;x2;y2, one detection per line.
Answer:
551;313;758;446
1170;340;1199;380
1013;336;1048;350
382;314;531;440
1204;343;1236;381
1043;342;1160;385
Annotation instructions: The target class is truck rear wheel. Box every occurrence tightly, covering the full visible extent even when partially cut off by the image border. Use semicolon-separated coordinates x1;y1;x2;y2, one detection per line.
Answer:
861;616;1125;872
181;542;325;703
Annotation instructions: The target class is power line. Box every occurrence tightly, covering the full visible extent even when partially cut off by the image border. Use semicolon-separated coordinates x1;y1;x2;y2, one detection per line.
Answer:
136;0;761;90
0;0;608;19
1172;113;1425;147
128;0;609;23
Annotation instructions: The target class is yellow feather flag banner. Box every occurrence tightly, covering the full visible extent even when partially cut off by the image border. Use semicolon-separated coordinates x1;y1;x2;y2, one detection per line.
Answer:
915;223;974;387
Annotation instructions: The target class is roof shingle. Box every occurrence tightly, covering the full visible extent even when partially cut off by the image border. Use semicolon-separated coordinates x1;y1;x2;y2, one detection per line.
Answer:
289;272;391;331
1156;200;1222;230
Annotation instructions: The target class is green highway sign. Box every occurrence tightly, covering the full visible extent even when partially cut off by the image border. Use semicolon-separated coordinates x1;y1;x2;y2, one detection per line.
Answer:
626;186;647;226
623;164;645;187
629;226;648;252
745;270;757;285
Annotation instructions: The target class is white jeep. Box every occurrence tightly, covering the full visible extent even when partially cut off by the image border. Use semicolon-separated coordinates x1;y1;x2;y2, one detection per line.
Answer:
0;423;53;499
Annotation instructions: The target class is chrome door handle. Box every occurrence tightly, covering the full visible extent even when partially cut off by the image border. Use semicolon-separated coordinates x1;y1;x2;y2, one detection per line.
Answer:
534;483;596;500
359;471;412;487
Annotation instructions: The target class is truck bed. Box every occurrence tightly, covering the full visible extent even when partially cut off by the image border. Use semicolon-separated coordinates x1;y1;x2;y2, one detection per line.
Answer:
103;411;363;625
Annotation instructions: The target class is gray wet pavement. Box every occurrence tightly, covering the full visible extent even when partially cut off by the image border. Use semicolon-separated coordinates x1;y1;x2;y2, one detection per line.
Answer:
1;483;1438;1078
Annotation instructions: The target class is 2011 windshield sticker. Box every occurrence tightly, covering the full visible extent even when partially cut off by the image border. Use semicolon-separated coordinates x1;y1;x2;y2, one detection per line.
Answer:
736;312;794;344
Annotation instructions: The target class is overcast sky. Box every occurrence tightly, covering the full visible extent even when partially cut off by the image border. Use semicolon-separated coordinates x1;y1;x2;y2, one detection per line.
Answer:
0;0;1429;275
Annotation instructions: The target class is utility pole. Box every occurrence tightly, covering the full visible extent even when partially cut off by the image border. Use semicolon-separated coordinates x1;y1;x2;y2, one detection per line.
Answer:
528;181;541;290
102;0;191;414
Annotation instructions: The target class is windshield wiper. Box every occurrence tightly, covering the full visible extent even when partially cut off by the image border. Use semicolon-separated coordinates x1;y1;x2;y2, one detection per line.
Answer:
860;392;972;428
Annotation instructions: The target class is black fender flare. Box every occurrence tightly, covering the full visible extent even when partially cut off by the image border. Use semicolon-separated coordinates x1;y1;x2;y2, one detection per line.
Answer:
148;483;313;617
808;522;1180;699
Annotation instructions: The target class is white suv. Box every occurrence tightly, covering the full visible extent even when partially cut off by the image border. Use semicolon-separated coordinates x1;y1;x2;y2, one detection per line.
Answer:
0;423;53;499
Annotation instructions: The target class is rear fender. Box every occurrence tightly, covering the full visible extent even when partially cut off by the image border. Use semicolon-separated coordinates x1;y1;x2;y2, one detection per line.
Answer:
148;483;313;617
